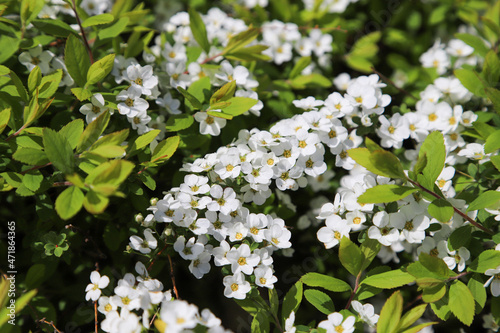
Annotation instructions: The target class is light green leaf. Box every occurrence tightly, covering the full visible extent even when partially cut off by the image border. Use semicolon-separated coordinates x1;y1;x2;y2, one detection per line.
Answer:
484;129;500;153
428;198;454;223
482;51;500;86
358;185;418;204
466;190;500;212
21;0;45;26
83;190;109;214
421;283;446;303
165;114;194;132
304;289;335;315
468;249;500;273
220;97;257;117
71;87;93;101
0;108;11;135
369;150;407;179
65;34;91;87
86;54;115;86
360;239;381;271
187;76;211;105
151;136;180;164
290;56;312;79
82;13;114;28
467;274;487;313
43;128;74;174
76;110;111;153
188;8;210;54
417;131;445;188
86;160;134;187
90;129;129;150
207;111;233;120
98;17;129;39
348;148;391;177
28;66;42;93
223;27;259;54
13;147;49;166
177;86;203;110
361;269;415;289
0;288;37;326
339;237;364;276
269;288;279;317
282;281;303;324
419;253;450;279
290;73;332;89
397;304;428;331
127;129;160;154
9;70;29;103
32;18;77;37
0;65;9;76
210;81;236;104
88;145;126;158
400;322;439;333
430;295;451;321
59;119;84;149
301;273;352;293
448;280;474;326
38;69;62;99
454;68;487;97
377;290;403;333
55;186;84;220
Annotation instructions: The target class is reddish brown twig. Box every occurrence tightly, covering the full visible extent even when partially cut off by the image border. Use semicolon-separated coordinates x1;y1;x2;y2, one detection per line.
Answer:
168;254;180;299
70;0;94;63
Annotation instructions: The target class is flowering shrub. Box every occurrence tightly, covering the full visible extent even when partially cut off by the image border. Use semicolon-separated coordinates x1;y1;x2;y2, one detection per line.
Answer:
1;0;500;332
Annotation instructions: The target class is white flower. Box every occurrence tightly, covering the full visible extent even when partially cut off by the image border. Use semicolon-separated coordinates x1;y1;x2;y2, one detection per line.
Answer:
160;300;199;331
85;271;110;301
156;92;182;114
484;266;500;297
284;311;296;333
223;272;251;299
126;64;158;96
194;111;227;136
351;301;379;327
318;312;355;333
317;214;350;249
189;251;212;279
117;86;149;117
367;211;400;246
129;228;157;254
80;93;110;124
18;45;54;74
226;244;260;275
254;265;277;288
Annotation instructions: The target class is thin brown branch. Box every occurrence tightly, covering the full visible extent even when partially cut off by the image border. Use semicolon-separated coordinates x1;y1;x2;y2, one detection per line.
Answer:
147;243;169;271
407;178;494;235
71;0;94;63
371;67;419;101
345;272;362;310
20;162;53;175
39;318;63;333
94;301;98;333
168;254;180;299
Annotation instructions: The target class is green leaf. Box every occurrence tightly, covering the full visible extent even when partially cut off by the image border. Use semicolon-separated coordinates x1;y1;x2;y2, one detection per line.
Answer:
25;264;46;289
301;273;352;293
361;269;415;289
290;73;332;89
482;51;500;86
269;288;279;317
346;55;374;73
32;18;77;37
484;129;500;153
454;68;487;98
22;171;43;192
86;54;115;86
188;8;210;54
282;281;303;324
65;34;91;87
400;322;439;333
466;190;500;212
165;114;194;132
485;87;500;114
98;17;129;39
225;44;271;62
219;97;257;117
43;128;74;174
0;288;37;326
71;87;93;101
0;65;9;76
83;190;109;214
9;71;29;103
82;13;114;28
0;108;11;135
377;290;403;333
55;186;84;220
304;289;335;315
1;172;23;188
455;32;490;57
187;76;211;106
88;145;126;158
348;148;391;177
360;239;381;271
151;136;180;164
397;304;427;331
38;69;62;99
127;129;160;154
473;121;496;139
224;27;259;54
418;131;445;188
138;172;156;191
448;225;472;251
339;237;364;276
448;280;474;326
76;110;111;153
207;110;233;120
358;185;418;204
430;294;451;321
421;283;446;303
369;150;407;179
251;310;270;333
86;160;134;187
177;86;203;110
419;252;450;279
427;198;454;223
290;56;312;79
468;249;500;273
28;66;42;93
90;129;129;150
13;147;49;165
413;152;427;175
59;119;84;149
467;274;487;313
20;0;44;26
210;81;236;104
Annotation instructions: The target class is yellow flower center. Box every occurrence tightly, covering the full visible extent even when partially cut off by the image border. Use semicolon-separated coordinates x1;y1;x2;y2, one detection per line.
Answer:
231;283;239;291
205;116;215;125
353;217;361;224
125;98;134;107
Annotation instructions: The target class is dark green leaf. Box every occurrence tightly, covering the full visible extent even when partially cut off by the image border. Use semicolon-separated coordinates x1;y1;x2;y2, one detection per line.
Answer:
466;190;500;212
65;34;90;87
282;281;303;324
188;8;210;54
304;289;335;315
32;19;77;37
301;273;352;292
448;225;472;251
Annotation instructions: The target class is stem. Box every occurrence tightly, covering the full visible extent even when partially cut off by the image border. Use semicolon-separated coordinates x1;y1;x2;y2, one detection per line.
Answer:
20;162;53;175
94;301;98;333
167;254;180;299
446;271;470;282
71;0;94;63
371;67;419;101
53;181;74;187
5;124;29;142
407;178;494;235
38;318;63;333
345;272;362;310
147;243;169;271
182;51;225;74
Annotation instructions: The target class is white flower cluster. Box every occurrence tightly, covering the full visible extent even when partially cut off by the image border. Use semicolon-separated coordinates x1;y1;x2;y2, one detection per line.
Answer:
419;26;482;74
303;0;359;13
18;45;74;86
84;263;229;333
38;0;112;18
